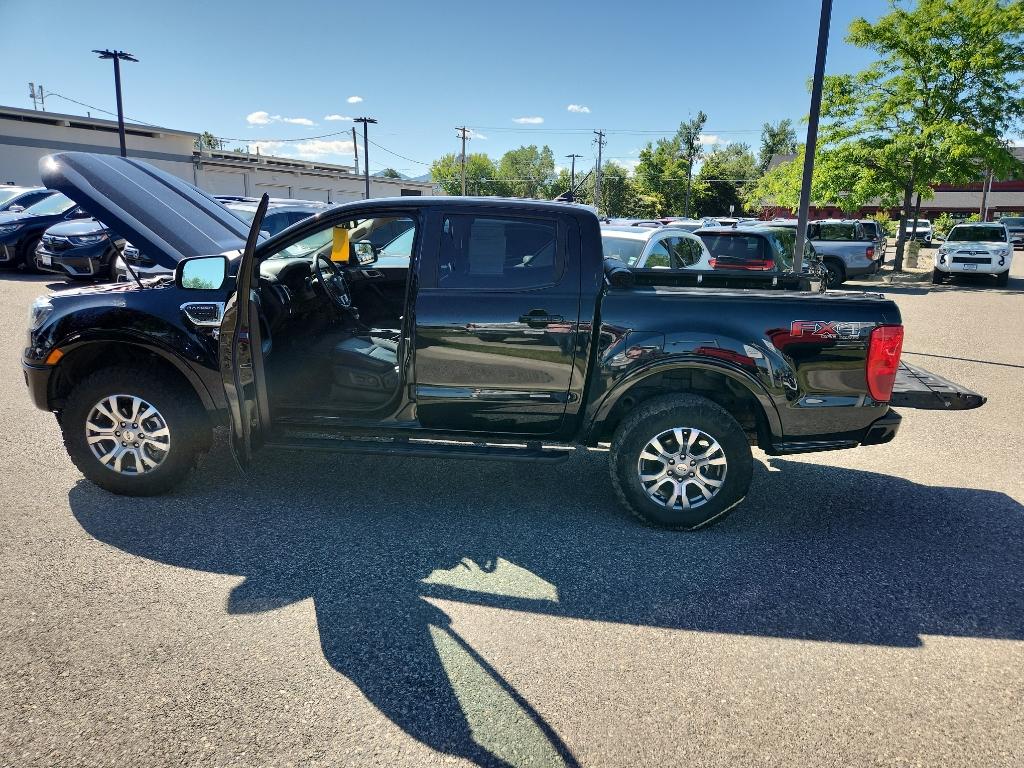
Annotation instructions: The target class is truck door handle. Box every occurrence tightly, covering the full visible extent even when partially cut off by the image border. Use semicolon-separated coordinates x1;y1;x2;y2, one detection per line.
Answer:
519;310;563;326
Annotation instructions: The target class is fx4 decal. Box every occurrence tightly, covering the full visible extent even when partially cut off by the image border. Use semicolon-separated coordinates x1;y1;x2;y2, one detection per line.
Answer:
790;320;871;339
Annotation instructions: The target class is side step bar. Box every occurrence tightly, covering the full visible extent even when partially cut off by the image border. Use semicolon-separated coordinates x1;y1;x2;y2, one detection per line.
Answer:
263;433;578;462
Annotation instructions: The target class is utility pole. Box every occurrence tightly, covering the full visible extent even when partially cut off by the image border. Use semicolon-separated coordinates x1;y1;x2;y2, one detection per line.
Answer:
456;126;471;195
593;130;606;214
38;85;45;111
28;83;37;111
566;154;583;200
93;49;138;158
351;126;360;176
354;117;377;199
793;0;833;277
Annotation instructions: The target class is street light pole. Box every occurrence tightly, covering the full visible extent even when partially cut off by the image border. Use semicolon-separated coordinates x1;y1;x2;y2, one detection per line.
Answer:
354;117;377;199
793;0;833;275
93;49;138;158
566;153;583;201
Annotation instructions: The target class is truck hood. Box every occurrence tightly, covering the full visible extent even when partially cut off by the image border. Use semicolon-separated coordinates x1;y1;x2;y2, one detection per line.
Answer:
38;152;250;266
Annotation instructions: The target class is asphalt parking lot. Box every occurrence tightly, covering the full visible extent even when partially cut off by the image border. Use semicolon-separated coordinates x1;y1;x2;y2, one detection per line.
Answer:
2;261;1023;768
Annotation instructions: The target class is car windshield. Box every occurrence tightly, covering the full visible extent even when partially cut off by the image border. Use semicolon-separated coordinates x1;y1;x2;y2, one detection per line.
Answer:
601;234;646;266
947;225;1005;243
268;228;334;259
0;188;25;206
25;192;74;216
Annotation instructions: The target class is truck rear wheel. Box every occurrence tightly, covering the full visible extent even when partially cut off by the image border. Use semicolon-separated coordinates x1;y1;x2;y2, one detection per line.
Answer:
610;394;753;530
60;366;210;496
823;260;845;287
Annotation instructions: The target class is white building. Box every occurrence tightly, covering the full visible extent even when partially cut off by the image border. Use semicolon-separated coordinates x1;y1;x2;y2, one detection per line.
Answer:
0;104;436;202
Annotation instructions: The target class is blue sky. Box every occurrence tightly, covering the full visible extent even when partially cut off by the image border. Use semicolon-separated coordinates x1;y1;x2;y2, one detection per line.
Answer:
1;0;900;175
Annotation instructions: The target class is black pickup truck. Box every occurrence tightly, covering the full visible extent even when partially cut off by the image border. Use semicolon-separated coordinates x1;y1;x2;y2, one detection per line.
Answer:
23;153;985;530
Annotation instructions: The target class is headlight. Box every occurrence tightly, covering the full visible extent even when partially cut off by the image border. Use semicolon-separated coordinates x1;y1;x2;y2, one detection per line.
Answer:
28;295;53;331
70;233;107;245
0;224;22;235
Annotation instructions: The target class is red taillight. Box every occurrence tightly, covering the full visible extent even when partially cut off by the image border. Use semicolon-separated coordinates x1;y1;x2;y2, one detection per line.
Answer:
866;246;875;260
866;325;904;402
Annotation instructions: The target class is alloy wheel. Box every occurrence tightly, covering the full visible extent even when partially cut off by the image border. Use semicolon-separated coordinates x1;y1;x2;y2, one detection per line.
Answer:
85;394;171;474
637;426;728;510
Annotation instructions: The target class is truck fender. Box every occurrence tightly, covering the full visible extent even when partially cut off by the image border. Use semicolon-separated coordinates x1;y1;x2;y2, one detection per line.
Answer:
587;358;784;443
51;332;220;413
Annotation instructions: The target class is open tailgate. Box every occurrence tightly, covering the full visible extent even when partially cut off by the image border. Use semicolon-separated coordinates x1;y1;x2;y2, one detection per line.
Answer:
890;362;986;410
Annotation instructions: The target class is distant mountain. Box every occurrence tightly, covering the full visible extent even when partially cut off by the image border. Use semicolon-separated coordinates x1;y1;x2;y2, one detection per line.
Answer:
371;170;433;183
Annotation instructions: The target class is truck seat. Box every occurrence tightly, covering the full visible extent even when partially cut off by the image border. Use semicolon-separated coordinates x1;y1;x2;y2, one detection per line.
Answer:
332;333;399;398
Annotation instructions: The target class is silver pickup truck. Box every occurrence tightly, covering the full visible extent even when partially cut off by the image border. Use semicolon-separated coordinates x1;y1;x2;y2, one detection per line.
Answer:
767;219;882;286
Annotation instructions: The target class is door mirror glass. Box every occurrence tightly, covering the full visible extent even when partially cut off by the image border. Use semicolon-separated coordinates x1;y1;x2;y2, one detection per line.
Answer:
8;204;24;213
353;240;378;266
177;255;227;290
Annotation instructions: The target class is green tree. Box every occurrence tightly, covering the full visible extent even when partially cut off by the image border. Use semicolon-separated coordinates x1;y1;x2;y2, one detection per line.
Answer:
379;168;402;179
634;137;690;216
677;111;708;217
695;143;758;216
496;145;556;199
195;131;220;151
430;152;502;196
819;0;1024;270
757;119;798;174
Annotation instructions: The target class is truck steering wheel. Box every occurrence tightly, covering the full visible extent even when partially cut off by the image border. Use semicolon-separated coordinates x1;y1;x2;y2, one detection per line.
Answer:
313;254;352;310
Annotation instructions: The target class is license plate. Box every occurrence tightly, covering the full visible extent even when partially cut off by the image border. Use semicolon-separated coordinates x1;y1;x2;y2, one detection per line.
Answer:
963;263;977;271
38;255;51;266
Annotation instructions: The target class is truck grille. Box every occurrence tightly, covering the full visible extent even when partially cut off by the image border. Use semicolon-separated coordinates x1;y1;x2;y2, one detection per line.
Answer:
952;256;991;265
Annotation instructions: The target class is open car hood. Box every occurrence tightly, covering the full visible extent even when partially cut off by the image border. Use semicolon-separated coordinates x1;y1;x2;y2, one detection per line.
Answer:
39;152;249;266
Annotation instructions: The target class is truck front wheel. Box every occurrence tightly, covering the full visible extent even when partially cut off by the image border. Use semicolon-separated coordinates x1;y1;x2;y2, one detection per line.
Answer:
60;366;210;496
610;394;753;530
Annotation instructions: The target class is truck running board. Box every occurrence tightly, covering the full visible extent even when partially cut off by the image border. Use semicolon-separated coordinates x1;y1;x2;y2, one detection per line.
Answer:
889;362;986;410
263;432;578;462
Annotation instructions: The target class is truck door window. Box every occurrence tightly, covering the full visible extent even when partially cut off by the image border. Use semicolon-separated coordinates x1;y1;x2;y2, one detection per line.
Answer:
438;215;560;289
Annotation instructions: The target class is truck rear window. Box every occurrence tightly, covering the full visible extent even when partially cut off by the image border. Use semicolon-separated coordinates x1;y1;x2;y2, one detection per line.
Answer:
438;215;561;290
811;223;861;241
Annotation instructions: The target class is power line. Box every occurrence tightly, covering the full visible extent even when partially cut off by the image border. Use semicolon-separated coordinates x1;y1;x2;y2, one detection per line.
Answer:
365;138;431;166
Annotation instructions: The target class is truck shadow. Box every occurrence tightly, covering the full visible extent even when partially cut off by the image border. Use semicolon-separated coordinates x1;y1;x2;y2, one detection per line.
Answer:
67;450;1024;767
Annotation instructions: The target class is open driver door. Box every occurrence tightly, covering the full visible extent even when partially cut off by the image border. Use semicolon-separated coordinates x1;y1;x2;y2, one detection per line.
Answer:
220;194;272;469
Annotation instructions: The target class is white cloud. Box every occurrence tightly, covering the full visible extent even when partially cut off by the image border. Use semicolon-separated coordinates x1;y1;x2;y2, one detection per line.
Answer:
324;114;352;121
347;95;363;104
293;139;356;160
513;116;544;124
246;111;316;127
699;134;722;145
468;129;487;140
567;104;590;114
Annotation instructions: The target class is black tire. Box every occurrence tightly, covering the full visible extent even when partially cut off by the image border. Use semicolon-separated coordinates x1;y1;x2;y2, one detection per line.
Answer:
932;268;945;284
995;270;1009;287
20;235;43;273
610;394;753;530
823;260;845;287
60;365;210;496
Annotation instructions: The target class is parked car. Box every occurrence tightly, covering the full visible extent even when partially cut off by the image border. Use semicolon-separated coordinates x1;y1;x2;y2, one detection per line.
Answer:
997;216;1024;249
0;192;91;272
35;218;124;281
114;199;328;280
601;225;713;270
902;218;933;242
858;218;888;258
932;222;1014;286
695;225;819;276
0;185;55;213
766;219;880;286
25;152;985;530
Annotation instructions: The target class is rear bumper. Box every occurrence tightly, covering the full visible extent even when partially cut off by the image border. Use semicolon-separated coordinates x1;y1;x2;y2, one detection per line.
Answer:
859;409;902;446
23;362;52;411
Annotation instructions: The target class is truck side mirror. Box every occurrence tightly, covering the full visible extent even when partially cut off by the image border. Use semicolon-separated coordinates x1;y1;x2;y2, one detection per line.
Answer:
7;204;24;213
176;255;227;290
353;240;378;266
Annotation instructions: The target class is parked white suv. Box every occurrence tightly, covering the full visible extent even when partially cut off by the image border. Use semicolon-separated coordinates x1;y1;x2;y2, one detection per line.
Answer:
600;225;712;270
903;218;933;242
933;222;1013;287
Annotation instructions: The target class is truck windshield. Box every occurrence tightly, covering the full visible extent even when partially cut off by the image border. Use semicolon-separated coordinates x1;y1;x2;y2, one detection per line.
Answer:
999;217;1024;227
601;234;646;266
947;226;1005;243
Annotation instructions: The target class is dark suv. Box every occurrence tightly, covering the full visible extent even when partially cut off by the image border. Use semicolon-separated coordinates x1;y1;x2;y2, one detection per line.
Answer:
0;192;91;272
35;218;124;281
